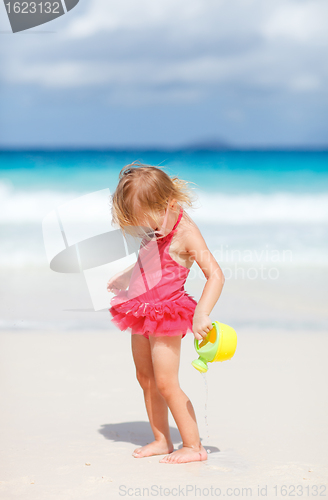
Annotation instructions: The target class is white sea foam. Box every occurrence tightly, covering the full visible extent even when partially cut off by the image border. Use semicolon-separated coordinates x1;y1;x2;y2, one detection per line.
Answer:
191;191;328;224
1;181;327;268
0;180;83;224
1;180;327;224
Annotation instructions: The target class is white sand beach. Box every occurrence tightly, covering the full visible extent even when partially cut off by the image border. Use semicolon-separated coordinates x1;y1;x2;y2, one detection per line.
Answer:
0;326;327;500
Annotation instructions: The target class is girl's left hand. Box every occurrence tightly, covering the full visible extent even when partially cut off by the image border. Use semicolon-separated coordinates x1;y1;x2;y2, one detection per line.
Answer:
192;312;213;340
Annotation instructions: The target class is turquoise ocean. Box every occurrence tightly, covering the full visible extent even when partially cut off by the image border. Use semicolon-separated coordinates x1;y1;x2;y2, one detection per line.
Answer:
1;150;327;332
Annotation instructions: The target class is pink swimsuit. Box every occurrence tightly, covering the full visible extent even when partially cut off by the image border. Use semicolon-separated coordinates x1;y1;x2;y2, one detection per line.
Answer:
108;206;197;339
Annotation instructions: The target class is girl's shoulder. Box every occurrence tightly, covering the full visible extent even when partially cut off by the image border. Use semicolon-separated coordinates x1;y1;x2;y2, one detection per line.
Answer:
178;210;202;239
171;210;205;253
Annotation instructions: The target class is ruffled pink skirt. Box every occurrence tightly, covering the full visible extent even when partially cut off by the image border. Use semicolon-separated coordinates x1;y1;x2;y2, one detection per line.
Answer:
109;292;197;339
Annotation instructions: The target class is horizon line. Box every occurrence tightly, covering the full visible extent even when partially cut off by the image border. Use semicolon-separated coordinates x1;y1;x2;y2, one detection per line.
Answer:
1;145;328;153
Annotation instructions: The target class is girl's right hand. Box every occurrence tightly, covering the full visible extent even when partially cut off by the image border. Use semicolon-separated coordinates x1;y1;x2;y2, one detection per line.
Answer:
192;312;213;340
107;271;130;295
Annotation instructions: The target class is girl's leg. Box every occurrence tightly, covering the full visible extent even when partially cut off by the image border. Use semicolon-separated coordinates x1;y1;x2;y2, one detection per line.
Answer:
149;335;207;464
131;333;174;458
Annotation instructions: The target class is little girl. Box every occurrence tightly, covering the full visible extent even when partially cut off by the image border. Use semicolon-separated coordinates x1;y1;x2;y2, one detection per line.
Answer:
107;163;225;464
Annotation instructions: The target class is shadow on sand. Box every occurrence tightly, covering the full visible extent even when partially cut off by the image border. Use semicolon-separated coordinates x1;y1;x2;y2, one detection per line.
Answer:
99;421;220;454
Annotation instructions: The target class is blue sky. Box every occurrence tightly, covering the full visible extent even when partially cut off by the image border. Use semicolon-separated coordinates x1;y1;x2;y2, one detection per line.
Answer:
0;0;327;148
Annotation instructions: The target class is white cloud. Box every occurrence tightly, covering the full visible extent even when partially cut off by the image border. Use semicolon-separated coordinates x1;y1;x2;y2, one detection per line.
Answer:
4;61;107;87
63;0;223;39
63;0;328;47
288;74;321;92
1;0;327;102
261;1;328;44
2;52;297;91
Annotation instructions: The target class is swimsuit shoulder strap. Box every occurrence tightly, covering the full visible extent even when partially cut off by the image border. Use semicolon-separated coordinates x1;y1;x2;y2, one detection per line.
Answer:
171;206;183;232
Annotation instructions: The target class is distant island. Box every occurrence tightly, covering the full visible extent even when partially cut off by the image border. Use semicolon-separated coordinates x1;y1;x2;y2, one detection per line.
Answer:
181;137;232;151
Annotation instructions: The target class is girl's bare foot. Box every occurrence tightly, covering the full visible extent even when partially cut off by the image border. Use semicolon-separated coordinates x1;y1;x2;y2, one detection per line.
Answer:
159;444;207;464
132;439;174;458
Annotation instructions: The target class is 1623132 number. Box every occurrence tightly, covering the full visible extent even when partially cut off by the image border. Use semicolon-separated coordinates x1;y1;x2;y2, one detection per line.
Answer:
5;2;60;14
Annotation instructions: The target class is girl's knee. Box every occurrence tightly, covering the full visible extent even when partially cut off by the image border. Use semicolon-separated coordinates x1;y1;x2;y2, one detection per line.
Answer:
136;368;154;390
155;377;179;399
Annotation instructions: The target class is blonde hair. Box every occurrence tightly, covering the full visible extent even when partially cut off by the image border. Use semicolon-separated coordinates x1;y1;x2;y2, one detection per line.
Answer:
110;161;198;239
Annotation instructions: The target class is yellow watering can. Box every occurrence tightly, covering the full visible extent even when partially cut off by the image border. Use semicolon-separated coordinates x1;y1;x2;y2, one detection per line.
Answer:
191;321;237;373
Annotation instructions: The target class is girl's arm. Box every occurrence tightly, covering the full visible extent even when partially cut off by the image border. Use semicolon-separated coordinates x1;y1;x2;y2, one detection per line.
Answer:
124;262;136;279
107;261;136;293
185;224;225;340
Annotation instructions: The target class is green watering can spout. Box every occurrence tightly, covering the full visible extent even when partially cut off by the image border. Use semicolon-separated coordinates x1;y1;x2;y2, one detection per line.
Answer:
191;356;209;373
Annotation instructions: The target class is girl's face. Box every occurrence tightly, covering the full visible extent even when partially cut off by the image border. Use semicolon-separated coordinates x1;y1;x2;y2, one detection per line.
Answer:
138;203;169;238
133;200;176;239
